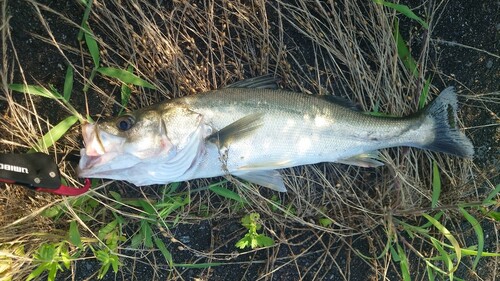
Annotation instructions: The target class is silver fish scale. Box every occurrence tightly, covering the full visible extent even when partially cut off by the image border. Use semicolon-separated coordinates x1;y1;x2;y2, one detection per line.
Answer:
175;88;426;176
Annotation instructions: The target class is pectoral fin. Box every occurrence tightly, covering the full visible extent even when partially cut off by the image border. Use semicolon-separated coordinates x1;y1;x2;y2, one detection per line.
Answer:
206;113;264;148
233;170;287;192
337;151;384;168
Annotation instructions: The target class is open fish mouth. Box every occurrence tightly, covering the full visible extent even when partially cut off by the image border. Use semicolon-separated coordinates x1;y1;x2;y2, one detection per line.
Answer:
81;123;107;156
78;149;116;176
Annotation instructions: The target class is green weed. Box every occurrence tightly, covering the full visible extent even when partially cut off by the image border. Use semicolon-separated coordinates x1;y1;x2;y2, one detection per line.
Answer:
235;213;274;249
373;0;429;29
26;243;72;281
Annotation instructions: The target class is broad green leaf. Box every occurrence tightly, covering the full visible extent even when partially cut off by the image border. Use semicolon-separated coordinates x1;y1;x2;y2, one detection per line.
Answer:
39;244;55;260
459;208;483;270
42;205;63;218
423;214;461;273
97;67;155;89
9;84;61;100
318;217;333;227
69;221;82;248
109;191;122;202
98;219;118;241
235;235;251;249
373;0;429;29
83;23;100;68
209;185;245;203
255;234;274;247
431;161;441;208
30;116;79;152
63;66;74;101
141;221;153;248
130;233;143;249
154;237;173;266
138;200;156;215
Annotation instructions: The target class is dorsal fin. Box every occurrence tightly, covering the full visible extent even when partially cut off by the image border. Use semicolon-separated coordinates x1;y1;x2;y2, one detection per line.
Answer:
226;75;279;89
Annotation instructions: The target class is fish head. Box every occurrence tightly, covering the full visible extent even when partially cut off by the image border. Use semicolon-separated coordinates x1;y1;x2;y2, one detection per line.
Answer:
78;105;208;184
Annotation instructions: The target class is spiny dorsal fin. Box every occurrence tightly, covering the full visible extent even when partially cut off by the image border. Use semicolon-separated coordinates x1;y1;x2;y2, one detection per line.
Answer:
206;113;264;148
225;75;279;89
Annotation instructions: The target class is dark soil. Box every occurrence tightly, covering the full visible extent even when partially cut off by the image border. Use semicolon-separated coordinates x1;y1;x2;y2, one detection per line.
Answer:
3;1;498;280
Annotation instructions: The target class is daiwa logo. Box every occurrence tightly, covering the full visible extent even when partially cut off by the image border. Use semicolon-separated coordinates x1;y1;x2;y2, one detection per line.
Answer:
0;162;29;174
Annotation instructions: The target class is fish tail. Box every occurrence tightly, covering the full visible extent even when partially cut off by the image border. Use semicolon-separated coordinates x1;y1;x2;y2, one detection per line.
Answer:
422;87;474;157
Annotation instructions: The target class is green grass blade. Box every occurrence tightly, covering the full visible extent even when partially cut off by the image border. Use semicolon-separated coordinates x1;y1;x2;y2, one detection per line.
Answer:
418;78;431;109
431;161;441;208
30;116;79;152
483;184;500;203
119;66;133;115
459;207;483;271
9;84;61;100
423;214;461;274
419;211;444;229
396;244;411;281
153;237;173;267
63;66;74;102
458;247;500;257
430;237;453;274
77;0;94;41
26;264;48;281
97;67;155;89
373;0;429;29
83;23;100;68
209;184;246;204
393;19;418;77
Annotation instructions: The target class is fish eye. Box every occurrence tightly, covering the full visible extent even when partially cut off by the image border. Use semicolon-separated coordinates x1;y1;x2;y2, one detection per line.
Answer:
116;115;135;131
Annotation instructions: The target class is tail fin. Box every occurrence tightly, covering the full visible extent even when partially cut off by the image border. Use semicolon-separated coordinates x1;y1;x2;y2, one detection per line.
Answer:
422;87;474;158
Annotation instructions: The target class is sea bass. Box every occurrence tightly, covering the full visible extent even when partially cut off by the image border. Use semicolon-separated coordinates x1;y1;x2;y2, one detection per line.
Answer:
78;76;474;191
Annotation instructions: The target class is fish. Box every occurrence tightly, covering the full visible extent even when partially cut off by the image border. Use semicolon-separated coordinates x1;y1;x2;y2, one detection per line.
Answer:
78;76;474;191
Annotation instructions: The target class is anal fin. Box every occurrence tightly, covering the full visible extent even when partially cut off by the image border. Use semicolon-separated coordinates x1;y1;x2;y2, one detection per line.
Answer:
337;151;384;168
232;170;287;192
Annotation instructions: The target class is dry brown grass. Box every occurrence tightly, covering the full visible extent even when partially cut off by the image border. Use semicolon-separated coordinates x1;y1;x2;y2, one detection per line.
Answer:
1;0;498;280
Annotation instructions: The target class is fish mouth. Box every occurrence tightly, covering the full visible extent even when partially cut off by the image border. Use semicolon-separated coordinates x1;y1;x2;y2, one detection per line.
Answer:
78;148;118;176
82;123;106;156
78;123;122;176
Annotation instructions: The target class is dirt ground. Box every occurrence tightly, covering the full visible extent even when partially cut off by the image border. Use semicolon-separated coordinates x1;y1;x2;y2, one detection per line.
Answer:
2;0;499;280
